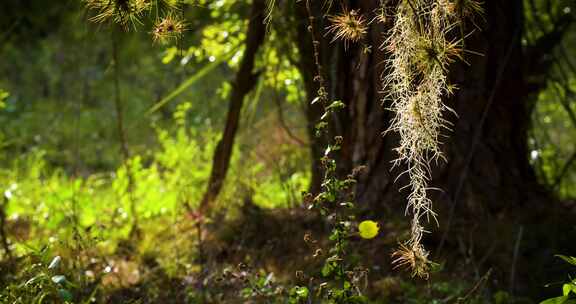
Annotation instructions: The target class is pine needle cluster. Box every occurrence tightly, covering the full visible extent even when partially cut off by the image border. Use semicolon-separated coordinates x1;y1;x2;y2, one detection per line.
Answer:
382;0;482;278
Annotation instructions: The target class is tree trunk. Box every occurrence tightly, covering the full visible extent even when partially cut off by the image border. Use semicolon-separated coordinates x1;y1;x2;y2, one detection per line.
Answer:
294;0;575;296
199;0;266;212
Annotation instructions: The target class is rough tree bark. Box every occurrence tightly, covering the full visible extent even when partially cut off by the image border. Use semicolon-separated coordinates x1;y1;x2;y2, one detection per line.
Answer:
293;0;575;295
199;0;266;212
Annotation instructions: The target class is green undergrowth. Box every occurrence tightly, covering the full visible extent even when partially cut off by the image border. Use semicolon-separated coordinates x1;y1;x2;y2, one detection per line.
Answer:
0;102;308;257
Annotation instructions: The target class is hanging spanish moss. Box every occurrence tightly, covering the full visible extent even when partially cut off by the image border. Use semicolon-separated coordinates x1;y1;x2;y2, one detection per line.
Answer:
383;0;482;278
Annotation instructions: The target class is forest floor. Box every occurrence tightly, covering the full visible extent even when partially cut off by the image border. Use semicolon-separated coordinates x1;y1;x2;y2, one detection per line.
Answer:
3;200;539;303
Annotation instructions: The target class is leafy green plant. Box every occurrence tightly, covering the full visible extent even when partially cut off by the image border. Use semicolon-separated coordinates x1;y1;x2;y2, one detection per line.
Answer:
286;4;376;301
0;89;8;110
299;135;369;303
540;255;576;304
0;251;95;304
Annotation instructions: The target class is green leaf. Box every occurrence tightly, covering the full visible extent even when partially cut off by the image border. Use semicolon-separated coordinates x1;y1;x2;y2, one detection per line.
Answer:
563;283;576;296
162;47;178;64
324;146;332;156
0;89;8;109
540;296;569;304
556;255;576;266
322;262;334;277
0;89;8;101
344;280;351;290
295;286;309;298
48;256;61;270
564;284;571;296
58;289;73;302
25;273;46;287
326;100;345;110
51;275;66;284
493;291;510;304
316;122;328;129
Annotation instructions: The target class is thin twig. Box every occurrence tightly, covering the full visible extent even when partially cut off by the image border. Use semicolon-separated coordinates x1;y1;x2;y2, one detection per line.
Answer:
509;225;524;296
304;0;328;105
454;268;492;303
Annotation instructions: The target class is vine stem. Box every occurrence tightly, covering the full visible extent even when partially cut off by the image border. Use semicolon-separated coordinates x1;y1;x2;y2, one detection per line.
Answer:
304;0;327;105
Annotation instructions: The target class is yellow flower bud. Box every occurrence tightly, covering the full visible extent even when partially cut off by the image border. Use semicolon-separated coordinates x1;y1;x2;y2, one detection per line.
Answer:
358;220;379;239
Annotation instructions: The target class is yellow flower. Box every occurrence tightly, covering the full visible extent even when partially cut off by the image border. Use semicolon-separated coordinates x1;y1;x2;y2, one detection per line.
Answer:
358;220;379;239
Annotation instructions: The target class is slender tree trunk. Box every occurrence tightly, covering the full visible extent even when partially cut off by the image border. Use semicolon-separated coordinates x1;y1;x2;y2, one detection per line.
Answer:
0;196;12;260
199;0;266;212
294;0;575;295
